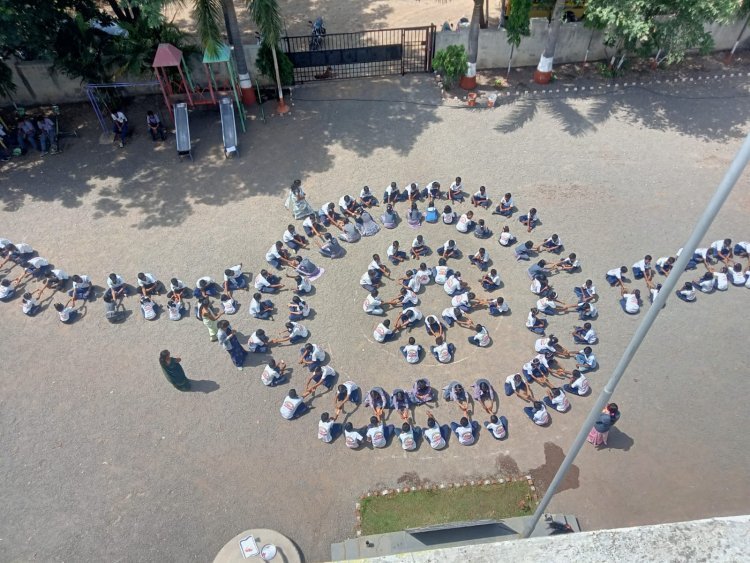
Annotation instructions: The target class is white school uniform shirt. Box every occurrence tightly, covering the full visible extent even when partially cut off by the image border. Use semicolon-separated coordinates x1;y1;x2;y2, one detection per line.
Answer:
22;297;38;314
360;187;372;198
456;214;471;233
606;268;623;281
550;391;571;412
141;300;156;319
451;293;470;309
444;308;464;324
0;238;11;249
533;405;551;425
713;272;728;291
580;327;597;344
373;322;392;342
338;195;353;209
523;360;541;375
729;268;746;285
403;344;421;364
367;425;387;448
288;322;309;339
297;277;312;293
500;195;513;208
526;311;538;328
254;273;271;290
360;271;375;287
280;395;303;419
487;272;501;285
709;240;728;253
623;293;640;313
293;300;311;317
443;276;462;295
578;350;597;368
222;299;237;314
0;284;13;299
282;229;297;245
318;420;335;443
487;421;506;439
434;342;452;363
571;375;590;394
308;344;325;362
536;297;556;311
345;429;364;449
412;237;424;250
51;268;69;281
368;259;383;273
535;338;555;353
679;287;697;301
472;327;491;347
697;278;715;292
261;364;280;386
424;425;446;449
402;307;422;323
535;354;550;368
474;250;488;264
455;423;475;445
499;231;514;246
442;212;456;224
58;306;74;322
425;181;440;193
27;257;48;268
449;181;462;194
14;243;33;254
655;257;671;270
265;245;282;263
633;259;650;272
474;189;486;199
414;268;432;286
108;274;125;288
363;294;382;313
167;302;181;320
490;299;509;313
73;275;91;289
401;289;419;306
384;184;397;196
137;273;157;287
302;215;316;231
561;256;580;269
111;111;127;124
434;265;450;284
223;264;242;281
247;332;267;352
249;297;263;316
196;276;213;288
745;273;750;289
386;244;398;258
399;429;418;451
735;241;749;254
505;374;522;391
406;276;421;294
530;278;543;294
694;248;709;260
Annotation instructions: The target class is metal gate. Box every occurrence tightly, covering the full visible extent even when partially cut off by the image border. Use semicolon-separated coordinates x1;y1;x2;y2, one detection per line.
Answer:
283;26;436;83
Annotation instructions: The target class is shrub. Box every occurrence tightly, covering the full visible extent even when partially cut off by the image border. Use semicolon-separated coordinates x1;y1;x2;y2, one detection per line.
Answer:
256;41;294;86
432;44;468;88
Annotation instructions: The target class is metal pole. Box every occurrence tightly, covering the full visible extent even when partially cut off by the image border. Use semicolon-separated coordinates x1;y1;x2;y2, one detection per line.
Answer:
520;131;750;539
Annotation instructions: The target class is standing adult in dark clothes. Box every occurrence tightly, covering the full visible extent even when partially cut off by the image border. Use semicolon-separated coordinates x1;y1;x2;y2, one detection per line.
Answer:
159;350;191;391
587;403;620;448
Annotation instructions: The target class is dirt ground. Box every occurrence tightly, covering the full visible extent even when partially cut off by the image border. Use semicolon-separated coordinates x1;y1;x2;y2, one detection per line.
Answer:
167;0;495;42
1;72;749;562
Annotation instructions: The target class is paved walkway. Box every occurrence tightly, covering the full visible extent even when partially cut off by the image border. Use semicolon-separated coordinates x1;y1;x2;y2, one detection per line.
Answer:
0;75;749;562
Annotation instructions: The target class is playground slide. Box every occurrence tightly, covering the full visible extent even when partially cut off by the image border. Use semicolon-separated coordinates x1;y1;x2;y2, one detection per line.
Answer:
219;97;238;158
174;103;192;161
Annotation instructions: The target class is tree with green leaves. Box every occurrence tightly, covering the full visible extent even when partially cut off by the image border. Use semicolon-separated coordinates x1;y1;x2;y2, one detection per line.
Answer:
585;0;747;67
505;0;532;76
245;0;287;111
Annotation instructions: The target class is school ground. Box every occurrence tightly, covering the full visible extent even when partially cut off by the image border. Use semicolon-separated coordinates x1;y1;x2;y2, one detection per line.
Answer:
1;74;749;562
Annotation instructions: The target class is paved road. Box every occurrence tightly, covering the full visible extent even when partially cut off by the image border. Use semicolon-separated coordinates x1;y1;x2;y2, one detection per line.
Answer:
0;75;749;562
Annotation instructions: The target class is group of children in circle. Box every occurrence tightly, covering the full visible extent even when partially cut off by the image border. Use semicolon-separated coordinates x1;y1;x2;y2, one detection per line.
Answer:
274;177;611;448
603;238;750;315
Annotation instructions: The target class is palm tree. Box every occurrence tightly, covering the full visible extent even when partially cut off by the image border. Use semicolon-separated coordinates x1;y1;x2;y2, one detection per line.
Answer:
459;0;484;89
534;0;566;84
194;0;256;104
245;0;287;113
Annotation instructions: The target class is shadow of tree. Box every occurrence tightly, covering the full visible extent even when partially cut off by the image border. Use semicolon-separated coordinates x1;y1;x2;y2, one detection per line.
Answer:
494;82;750;142
0;75;441;228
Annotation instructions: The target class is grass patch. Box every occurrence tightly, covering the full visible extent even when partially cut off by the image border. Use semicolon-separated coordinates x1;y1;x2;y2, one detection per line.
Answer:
359;481;535;535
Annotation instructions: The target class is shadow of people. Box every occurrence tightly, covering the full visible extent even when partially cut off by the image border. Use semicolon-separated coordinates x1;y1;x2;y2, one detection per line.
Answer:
606;427;634;451
189;379;220;393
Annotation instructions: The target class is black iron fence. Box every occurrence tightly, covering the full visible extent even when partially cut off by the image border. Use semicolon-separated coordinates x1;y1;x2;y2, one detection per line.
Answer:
283;26;436;83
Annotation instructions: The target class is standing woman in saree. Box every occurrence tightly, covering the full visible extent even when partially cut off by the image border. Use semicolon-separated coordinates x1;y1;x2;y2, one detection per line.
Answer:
286;179;315;220
199;297;223;342
217;320;248;370
159;350;191;391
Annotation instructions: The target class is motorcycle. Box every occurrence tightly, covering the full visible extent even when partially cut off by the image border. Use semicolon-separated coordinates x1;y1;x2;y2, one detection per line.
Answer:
309;17;326;51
